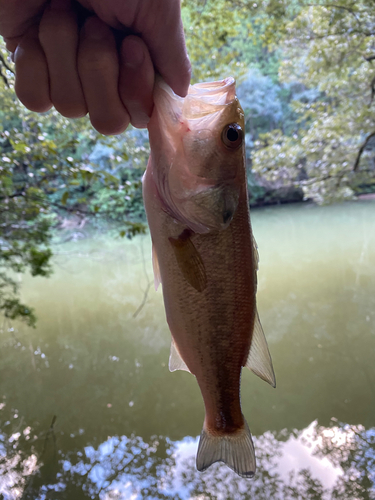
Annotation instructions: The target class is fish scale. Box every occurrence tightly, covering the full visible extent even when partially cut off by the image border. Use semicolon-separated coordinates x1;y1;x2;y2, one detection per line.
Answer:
143;76;275;478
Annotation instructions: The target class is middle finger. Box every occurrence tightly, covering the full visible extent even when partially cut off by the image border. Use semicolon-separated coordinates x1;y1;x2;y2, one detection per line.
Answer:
78;16;130;135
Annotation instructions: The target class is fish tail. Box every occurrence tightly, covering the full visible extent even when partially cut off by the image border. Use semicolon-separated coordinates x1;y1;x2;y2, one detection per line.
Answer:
196;418;255;478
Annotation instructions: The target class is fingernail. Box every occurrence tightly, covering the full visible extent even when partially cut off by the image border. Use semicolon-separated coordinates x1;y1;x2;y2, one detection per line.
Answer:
132;111;150;129
122;37;145;68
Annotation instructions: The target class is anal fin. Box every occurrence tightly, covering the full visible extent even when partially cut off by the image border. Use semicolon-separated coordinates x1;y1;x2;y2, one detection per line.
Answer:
245;310;276;388
169;339;191;373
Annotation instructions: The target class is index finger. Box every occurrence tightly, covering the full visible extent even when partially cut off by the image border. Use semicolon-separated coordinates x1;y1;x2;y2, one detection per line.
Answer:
131;0;191;97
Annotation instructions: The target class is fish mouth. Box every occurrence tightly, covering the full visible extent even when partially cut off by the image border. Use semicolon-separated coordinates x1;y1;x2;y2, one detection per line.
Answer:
153;76;238;129
183;77;236;120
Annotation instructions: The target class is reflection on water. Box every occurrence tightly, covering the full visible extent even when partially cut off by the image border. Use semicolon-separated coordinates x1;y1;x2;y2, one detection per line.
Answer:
1;416;374;499
0;200;374;499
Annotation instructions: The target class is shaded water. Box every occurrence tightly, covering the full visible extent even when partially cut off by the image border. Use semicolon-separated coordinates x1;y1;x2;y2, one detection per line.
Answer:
1;200;375;499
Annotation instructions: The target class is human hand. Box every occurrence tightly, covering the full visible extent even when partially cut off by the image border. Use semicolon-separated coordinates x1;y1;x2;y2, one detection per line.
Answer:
0;0;191;134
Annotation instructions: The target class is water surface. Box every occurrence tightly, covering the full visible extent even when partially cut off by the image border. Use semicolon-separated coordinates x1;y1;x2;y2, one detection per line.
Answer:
0;200;375;499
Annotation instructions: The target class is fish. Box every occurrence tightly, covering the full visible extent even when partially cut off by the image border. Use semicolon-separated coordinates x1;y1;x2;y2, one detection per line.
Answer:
143;76;275;478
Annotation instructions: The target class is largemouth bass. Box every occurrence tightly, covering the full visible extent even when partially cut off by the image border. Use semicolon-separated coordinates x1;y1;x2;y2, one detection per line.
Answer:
143;77;275;478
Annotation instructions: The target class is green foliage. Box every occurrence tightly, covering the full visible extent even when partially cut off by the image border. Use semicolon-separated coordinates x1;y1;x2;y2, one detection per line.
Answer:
3;0;375;323
251;0;375;202
240;0;302;48
1;0;268;326
0;46;150;325
182;0;247;81
0;64;54;325
238;69;283;137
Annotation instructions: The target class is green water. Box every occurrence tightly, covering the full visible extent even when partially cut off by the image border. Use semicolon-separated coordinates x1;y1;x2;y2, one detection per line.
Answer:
1;200;375;499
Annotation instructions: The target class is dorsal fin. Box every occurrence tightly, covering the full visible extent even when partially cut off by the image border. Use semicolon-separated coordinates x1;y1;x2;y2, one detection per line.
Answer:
152;244;161;291
169;339;191;373
245;310;276;388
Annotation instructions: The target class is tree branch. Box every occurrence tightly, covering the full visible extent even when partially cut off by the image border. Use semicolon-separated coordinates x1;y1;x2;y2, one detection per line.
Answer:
0;192;25;201
299;174;333;186
133;280;153;318
0;54;13;88
307;3;362;22
48;200;98;217
0;69;9;87
308;29;375;40
369;75;375;105
353;131;375;171
133;239;153;318
0;54;14;74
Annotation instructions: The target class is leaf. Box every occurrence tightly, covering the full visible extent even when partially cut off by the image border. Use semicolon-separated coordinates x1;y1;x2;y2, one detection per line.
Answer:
61;191;69;205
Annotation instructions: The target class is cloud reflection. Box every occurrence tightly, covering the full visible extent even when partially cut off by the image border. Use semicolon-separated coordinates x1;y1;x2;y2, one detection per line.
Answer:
20;419;368;500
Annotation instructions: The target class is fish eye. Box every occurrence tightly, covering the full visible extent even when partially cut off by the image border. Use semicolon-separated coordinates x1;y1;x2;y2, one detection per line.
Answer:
221;123;243;149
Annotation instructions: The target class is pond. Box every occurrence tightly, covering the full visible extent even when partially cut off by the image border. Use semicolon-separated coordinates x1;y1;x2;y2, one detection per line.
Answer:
0;199;375;499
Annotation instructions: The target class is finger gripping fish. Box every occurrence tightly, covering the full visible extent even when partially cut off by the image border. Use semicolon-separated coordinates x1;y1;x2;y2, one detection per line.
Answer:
143;77;276;478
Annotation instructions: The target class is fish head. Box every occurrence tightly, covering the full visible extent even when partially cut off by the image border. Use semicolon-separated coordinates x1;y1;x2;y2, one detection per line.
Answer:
148;77;246;233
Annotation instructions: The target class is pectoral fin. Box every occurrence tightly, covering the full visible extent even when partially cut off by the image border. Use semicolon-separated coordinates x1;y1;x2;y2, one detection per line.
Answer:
152;244;161;291
245;310;276;388
169;230;207;292
169;339;191;373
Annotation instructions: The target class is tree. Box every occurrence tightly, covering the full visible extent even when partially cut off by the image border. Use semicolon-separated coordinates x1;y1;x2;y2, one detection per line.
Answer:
250;0;375;203
0;0;252;325
181;0;247;82
0;44;146;325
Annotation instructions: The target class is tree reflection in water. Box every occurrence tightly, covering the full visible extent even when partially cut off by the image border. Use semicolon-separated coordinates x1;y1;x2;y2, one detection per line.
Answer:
0;415;374;499
312;420;375;499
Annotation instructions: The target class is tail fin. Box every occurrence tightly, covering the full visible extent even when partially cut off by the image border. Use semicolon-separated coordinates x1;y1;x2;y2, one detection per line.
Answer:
196;419;255;478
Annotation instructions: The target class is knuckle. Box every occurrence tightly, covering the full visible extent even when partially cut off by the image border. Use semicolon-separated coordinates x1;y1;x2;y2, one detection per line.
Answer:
39;12;76;46
78;51;117;74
